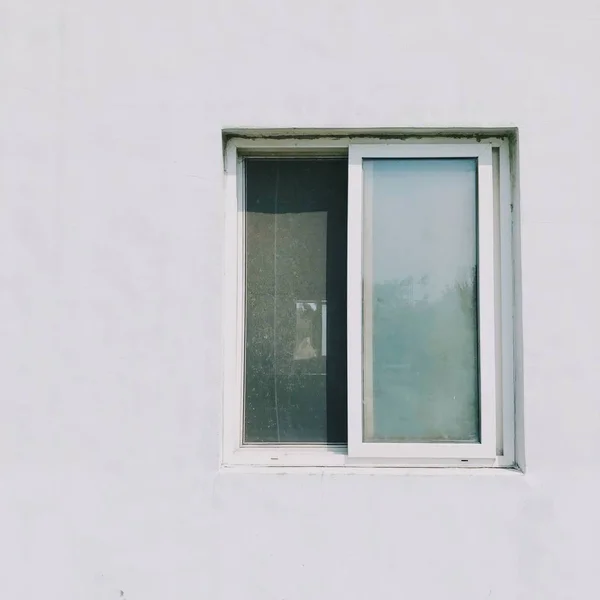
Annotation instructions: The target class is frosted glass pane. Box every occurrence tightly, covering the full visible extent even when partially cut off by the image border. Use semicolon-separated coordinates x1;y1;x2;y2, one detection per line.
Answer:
243;159;347;444
363;158;479;442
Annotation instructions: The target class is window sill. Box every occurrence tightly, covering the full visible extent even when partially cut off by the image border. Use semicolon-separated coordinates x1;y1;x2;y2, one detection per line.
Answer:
219;464;523;476
221;445;519;473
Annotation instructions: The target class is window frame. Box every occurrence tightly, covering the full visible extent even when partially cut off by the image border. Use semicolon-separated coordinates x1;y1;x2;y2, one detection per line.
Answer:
348;143;496;460
223;136;515;469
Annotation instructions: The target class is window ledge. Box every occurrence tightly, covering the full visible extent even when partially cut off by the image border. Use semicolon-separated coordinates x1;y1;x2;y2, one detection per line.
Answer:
221;446;519;473
219;464;523;476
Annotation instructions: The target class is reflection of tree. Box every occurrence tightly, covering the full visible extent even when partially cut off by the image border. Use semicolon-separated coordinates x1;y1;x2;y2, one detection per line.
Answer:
372;267;479;441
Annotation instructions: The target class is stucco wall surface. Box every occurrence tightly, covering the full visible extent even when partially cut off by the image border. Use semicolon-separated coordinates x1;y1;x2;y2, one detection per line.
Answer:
1;1;600;599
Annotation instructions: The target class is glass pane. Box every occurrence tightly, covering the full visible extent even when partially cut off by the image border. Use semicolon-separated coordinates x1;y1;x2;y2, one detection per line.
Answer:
244;159;347;444
363;158;479;443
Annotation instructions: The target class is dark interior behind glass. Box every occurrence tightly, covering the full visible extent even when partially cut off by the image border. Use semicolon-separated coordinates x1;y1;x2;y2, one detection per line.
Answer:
243;158;348;444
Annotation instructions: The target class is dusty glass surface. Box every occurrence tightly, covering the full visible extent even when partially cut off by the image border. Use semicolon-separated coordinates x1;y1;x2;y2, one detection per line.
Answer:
243;159;347;444
363;158;480;442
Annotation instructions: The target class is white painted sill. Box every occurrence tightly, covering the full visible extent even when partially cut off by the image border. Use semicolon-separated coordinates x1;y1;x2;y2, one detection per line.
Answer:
220;464;524;476
221;445;520;474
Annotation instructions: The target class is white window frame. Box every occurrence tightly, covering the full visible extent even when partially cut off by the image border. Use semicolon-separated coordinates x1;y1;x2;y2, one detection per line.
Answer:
222;136;515;470
348;143;495;461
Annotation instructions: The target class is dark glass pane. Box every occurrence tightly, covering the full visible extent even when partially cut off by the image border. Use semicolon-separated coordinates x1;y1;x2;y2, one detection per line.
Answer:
243;158;348;444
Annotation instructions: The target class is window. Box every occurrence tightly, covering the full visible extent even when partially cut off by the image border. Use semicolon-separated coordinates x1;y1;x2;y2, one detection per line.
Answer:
223;134;516;468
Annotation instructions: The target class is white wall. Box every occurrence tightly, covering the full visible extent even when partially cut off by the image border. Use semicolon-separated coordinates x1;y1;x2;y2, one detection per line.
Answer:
2;1;600;598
